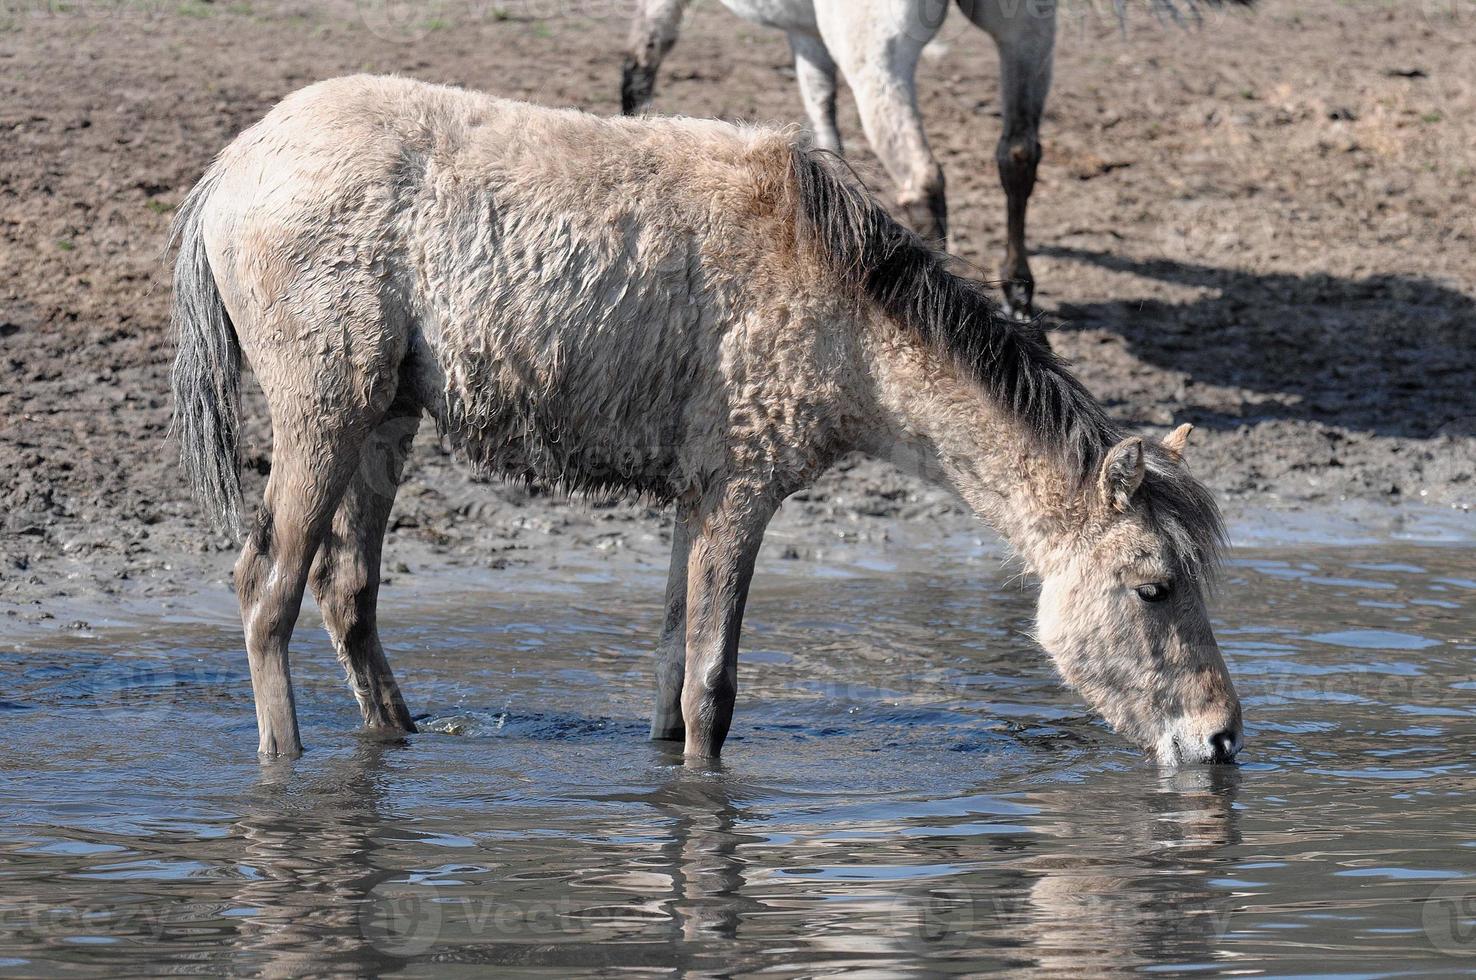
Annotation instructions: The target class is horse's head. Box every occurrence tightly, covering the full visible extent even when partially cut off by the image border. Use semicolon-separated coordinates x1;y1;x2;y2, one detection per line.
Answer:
1035;425;1241;765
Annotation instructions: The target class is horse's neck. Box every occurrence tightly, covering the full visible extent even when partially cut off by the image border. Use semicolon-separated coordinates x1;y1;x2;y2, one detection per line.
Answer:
859;326;1078;575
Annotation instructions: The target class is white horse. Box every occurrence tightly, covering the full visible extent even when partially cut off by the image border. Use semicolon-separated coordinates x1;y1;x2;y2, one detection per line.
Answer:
170;75;1241;767
622;0;1250;319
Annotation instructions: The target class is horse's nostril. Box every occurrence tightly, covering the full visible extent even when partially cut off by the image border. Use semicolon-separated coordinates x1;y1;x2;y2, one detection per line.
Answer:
1209;730;1238;764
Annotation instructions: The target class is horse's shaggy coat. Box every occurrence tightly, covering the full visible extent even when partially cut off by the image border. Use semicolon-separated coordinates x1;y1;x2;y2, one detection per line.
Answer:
170;75;1238;765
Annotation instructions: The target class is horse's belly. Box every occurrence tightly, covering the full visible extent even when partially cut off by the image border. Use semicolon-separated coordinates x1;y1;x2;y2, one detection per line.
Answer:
416;306;720;502
440;391;694;500
721;0;818;33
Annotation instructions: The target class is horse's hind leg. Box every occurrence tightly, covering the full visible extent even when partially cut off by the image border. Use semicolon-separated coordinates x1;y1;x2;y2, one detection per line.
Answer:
651;513;692;742
961;0;1057;319
235;421;368;757
309;392;420;735
621;0;691;114
232;316;404;756
817;4;947;241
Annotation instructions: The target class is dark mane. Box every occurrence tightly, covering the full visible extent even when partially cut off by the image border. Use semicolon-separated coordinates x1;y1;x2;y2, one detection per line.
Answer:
786;147;1226;583
787;147;1116;479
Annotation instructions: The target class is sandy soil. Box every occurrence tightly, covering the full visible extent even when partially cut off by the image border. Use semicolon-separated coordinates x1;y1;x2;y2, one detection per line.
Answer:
1;0;1472;623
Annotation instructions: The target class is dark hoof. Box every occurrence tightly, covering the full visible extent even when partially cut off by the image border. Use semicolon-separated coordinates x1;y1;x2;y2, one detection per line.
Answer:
1000;279;1035;322
620;57;653;116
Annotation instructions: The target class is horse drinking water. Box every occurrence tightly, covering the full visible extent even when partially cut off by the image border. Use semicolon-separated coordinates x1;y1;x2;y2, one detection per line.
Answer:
170;75;1241;766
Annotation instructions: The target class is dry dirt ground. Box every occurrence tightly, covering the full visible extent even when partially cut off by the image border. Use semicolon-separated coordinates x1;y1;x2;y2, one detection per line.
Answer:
0;0;1472;620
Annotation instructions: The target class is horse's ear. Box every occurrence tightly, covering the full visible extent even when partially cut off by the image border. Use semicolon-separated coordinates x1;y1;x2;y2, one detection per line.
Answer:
1163;423;1194;461
1100;437;1146;513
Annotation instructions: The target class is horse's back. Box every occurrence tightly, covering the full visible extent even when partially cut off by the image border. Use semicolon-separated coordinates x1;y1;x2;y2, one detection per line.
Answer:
200;72;792;339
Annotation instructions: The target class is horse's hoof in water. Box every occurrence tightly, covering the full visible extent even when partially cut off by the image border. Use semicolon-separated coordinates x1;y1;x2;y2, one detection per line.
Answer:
361;722;417;742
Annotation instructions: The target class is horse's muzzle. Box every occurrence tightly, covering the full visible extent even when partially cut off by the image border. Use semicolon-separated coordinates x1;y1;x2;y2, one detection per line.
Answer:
1159;717;1243;766
1209;729;1239;764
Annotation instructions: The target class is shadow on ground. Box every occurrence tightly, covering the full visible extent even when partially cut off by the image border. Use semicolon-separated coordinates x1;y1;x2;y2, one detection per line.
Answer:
1042;247;1476;439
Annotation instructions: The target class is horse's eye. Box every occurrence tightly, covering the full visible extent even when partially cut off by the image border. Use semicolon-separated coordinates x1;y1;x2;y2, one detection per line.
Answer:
1135;582;1172;603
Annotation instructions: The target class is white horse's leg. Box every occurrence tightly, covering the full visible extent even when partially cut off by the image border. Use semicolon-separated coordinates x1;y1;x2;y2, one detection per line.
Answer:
789;32;842;156
680;486;776;760
650;513;692;741
622;0;692;114
960;0;1057;319
816;0;947;240
308;394;420;735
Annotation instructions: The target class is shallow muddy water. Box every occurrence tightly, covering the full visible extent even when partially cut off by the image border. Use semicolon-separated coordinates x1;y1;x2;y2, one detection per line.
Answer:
1;513;1474;976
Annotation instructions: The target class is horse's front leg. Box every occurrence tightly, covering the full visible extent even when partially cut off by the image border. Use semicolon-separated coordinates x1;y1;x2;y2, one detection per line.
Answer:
680;486;776;760
650;514;692;741
621;0;691;114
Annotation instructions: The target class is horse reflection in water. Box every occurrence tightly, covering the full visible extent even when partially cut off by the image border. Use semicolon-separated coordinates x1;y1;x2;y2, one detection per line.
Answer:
632;769;935;968
647;766;1244;970
645;776;759;944
215;749;1240;971
859;768;1241;967
1016;767;1242;970
226;744;405;976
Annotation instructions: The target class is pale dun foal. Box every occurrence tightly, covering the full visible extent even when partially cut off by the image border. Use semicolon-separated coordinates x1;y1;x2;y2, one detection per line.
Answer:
170;75;1242;767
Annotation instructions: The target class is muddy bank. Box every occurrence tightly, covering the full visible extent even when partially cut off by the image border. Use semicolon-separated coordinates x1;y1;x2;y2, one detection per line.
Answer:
0;0;1471;624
